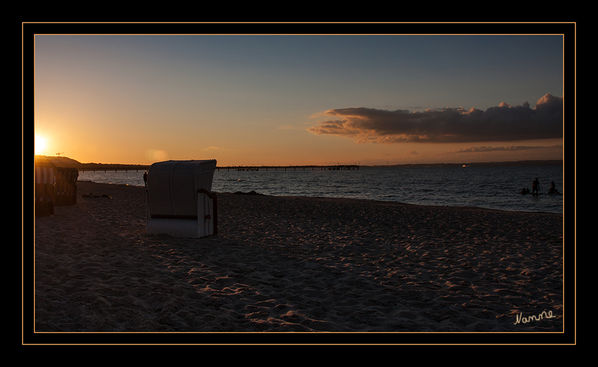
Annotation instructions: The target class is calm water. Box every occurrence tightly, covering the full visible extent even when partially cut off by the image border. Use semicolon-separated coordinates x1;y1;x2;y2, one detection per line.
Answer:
78;164;563;213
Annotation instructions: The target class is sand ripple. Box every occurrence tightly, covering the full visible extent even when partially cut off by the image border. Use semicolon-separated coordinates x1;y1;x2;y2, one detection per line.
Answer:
34;182;563;332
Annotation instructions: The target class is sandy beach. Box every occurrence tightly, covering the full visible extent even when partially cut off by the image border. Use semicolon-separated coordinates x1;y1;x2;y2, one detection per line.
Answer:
34;181;563;332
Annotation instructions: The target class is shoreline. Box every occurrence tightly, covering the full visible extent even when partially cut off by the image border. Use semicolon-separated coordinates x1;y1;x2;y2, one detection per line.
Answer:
76;180;563;215
35;181;563;332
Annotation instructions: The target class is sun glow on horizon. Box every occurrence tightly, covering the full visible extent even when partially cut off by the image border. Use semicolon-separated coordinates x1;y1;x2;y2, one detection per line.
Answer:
35;134;48;155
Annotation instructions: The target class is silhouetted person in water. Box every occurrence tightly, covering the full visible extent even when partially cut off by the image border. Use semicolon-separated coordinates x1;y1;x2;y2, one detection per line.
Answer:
143;171;148;186
532;178;540;196
548;181;560;195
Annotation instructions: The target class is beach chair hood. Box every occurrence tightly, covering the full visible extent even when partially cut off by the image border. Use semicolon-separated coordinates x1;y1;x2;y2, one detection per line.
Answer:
147;160;217;219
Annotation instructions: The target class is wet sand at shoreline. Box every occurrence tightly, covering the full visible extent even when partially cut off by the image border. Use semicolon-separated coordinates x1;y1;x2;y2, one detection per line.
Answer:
34;181;563;332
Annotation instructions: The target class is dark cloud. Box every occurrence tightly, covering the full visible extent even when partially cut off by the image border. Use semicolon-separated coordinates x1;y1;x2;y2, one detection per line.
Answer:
308;93;563;143
455;144;562;153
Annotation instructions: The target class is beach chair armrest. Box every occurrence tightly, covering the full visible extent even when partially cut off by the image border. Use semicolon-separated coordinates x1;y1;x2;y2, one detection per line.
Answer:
197;189;218;236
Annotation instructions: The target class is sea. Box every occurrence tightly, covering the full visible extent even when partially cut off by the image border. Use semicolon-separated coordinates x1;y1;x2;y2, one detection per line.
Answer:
78;163;563;214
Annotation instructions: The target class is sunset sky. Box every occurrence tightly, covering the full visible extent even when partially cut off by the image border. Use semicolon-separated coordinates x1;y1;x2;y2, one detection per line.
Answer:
34;35;564;166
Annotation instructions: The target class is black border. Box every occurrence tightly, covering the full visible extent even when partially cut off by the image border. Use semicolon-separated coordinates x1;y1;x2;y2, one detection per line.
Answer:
20;20;576;346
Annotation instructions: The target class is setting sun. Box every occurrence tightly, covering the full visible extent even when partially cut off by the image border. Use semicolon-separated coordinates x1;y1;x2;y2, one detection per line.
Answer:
35;134;48;155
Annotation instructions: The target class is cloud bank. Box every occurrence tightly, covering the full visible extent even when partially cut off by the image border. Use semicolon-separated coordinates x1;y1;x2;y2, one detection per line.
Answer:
307;93;562;143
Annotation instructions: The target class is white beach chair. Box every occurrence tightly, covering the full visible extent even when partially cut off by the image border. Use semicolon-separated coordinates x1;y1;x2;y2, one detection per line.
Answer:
146;160;217;238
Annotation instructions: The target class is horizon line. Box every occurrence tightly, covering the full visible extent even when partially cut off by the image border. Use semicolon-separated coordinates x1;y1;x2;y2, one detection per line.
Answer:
35;155;562;168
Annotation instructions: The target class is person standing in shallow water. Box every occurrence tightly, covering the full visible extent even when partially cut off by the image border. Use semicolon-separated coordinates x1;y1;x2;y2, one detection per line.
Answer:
143;171;148;186
548;181;561;195
532;178;540;196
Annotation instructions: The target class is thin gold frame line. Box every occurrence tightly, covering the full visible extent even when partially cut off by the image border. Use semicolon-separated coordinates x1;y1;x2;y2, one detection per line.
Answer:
26;26;572;340
32;332;564;334
32;33;565;36
573;21;577;345
22;21;577;24
20;342;577;346
565;33;568;335
28;32;570;335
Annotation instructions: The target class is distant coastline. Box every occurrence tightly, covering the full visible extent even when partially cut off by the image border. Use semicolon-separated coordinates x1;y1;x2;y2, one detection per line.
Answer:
371;160;563;168
35;155;563;170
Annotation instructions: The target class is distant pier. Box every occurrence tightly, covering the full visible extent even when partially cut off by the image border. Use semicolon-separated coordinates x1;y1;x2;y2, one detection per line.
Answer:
78;164;359;172
216;165;360;171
